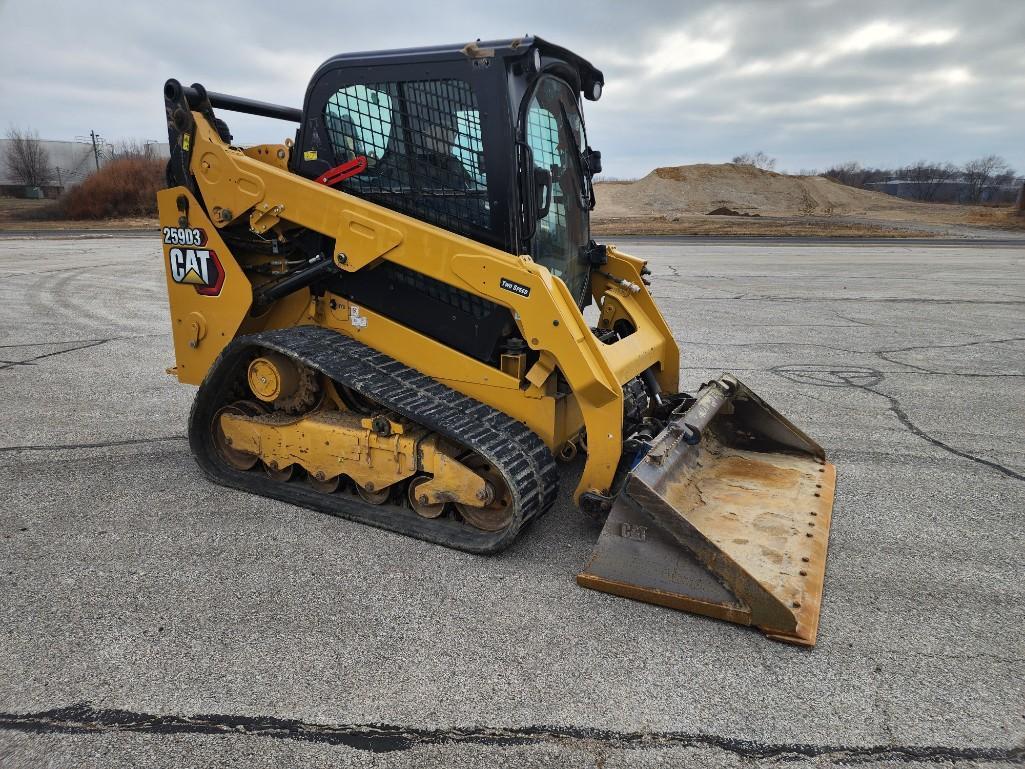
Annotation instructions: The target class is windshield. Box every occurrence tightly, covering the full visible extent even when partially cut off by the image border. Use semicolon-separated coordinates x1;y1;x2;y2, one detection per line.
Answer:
523;76;591;304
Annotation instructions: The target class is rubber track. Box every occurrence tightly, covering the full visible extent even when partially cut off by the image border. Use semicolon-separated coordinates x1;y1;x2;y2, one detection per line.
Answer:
188;326;558;554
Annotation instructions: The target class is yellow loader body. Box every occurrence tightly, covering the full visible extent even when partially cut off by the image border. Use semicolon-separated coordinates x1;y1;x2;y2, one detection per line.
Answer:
157;37;836;645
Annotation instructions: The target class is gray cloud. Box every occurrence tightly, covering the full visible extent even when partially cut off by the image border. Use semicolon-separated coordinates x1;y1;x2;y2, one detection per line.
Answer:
1;0;1022;176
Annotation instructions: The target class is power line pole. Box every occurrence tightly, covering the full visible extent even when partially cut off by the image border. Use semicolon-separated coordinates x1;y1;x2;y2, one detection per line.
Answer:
89;130;101;171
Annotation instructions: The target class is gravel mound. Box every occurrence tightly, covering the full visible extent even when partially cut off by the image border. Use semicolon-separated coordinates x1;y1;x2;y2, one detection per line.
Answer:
595;163;930;218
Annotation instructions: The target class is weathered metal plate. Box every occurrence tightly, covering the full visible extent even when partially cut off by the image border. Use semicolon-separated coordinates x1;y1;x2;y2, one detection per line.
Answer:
661;437;834;645
577;493;752;627
578;375;837;647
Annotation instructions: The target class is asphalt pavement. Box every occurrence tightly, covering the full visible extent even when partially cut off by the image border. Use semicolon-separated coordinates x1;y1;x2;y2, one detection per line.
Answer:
0;235;1022;768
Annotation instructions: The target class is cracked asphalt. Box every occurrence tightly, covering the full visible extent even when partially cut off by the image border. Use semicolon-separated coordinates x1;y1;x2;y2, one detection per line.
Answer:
0;235;1023;768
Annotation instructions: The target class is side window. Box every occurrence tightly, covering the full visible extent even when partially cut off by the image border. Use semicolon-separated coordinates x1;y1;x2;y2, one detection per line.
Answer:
320;79;491;237
324;85;393;163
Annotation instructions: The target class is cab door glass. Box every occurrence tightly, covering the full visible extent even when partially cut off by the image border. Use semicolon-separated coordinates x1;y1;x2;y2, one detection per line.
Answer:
324;85;393;162
524;76;589;302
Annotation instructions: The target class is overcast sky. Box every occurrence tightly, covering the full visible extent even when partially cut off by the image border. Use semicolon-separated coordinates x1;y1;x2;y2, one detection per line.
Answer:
1;0;1022;177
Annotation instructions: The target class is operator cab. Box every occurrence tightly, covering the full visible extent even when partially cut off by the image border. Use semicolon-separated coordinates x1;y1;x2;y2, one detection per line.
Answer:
293;37;604;306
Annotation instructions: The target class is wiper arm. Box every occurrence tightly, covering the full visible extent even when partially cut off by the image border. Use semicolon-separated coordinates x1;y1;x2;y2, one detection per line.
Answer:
558;102;592;210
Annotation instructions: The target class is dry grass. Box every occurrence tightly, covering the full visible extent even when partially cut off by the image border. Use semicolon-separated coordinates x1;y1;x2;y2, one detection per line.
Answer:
591;214;934;238
59;157;165;220
960;205;1025;231
0;196;157;231
0;197;61;222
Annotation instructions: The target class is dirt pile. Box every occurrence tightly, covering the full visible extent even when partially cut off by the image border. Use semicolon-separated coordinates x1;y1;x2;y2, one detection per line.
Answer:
591;163;1025;236
595;163;930;219
706;206;759;217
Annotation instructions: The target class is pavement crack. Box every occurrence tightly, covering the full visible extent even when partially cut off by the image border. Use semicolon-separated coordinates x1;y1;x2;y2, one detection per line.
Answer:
679;337;1025;378
3;263;108;276
877;336;1025;356
0;339;112;372
685;295;1025;306
679;338;864;355
871;353;1025;378
769;364;1024;480
857;383;1024;482
0;436;187;453
832;311;881;328
0;333;164;350
0;704;1021;763
874;336;1025;377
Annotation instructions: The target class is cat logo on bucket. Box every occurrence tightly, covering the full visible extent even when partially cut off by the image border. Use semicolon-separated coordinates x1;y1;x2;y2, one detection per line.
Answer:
168;247;225;296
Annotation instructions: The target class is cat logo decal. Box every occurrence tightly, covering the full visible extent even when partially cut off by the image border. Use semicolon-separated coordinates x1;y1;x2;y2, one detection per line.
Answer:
167;247;224;296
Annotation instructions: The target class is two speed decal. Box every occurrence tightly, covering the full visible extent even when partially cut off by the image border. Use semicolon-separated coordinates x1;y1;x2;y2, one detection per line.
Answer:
163;228;224;296
499;277;531;297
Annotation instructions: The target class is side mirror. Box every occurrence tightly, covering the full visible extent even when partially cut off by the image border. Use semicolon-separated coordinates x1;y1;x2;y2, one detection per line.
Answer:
534;167;552;219
583;147;602;176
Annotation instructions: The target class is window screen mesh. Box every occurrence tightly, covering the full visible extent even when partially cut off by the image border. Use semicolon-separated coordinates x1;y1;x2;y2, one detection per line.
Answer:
323;79;491;238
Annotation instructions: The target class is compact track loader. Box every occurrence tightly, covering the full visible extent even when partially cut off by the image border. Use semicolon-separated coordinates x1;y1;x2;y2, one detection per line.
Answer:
159;37;836;645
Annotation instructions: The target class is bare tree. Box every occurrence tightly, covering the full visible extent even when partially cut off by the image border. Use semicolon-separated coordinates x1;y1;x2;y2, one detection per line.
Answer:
961;155;1011;203
107;139;158;161
825;161;868;188
3;126;56;187
898;161;958;202
732;151;777;171
991;168;1017;188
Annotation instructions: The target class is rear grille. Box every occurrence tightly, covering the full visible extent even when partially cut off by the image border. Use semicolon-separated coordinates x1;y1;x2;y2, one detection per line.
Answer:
386;263;494;320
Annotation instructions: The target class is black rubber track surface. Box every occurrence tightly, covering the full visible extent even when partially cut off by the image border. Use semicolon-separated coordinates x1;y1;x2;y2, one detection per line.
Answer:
188;326;559;554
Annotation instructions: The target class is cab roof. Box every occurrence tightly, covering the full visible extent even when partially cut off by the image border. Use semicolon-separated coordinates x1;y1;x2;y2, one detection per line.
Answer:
310;36;604;99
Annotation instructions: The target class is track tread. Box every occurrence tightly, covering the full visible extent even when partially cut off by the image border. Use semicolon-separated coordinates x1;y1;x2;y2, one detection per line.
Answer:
188;327;558;554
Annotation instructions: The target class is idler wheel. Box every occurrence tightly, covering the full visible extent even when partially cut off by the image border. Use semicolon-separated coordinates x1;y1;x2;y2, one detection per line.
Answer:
307;470;340;494
212;400;265;471
263;460;295;482
408;476;445;519
356;482;390;505
455;455;513;532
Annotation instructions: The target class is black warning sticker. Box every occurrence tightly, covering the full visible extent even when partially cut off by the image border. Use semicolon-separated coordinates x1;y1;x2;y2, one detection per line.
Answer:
168;247;224;296
499;277;530;297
